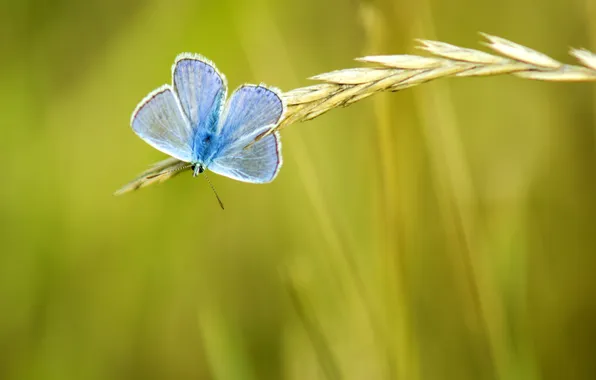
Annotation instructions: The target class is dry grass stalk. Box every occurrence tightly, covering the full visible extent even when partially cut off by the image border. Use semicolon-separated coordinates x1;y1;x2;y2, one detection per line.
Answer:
280;33;596;128
115;33;596;194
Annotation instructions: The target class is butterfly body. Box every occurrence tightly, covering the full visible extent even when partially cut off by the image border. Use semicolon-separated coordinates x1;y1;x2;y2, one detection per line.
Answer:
191;129;219;168
119;53;285;195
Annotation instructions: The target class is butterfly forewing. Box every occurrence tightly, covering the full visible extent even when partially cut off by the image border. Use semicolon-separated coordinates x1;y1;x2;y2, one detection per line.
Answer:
209;85;285;183
173;54;227;133
217;85;284;145
131;85;193;162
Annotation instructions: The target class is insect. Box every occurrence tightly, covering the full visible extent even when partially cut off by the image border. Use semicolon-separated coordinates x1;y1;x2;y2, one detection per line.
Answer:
115;53;286;209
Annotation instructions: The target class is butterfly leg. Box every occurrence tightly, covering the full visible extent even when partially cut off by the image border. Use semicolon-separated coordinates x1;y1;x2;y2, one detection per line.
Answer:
192;164;205;177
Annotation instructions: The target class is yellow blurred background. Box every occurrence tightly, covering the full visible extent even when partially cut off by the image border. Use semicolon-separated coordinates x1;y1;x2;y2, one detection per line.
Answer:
2;0;595;379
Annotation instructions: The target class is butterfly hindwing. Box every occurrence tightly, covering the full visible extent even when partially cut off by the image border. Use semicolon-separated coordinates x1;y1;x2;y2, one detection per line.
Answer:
209;85;285;183
172;53;226;134
131;85;193;162
210;131;282;183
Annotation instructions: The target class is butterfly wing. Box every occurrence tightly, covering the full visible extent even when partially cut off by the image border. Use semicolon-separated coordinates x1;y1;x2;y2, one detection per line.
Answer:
172;53;227;134
131;85;194;162
210;132;282;183
208;85;285;183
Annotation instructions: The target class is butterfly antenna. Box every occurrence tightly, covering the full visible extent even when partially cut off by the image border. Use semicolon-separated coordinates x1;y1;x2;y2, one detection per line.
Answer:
202;172;225;210
146;164;192;180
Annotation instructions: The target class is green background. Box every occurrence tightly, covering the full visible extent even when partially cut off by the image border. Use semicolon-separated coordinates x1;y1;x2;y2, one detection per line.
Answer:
2;0;595;379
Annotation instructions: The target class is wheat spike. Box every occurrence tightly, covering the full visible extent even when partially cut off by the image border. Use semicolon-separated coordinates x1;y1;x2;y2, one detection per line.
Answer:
115;33;596;195
279;33;596;128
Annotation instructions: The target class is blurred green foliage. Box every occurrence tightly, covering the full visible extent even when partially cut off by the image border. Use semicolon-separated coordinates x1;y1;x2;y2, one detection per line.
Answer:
1;0;595;379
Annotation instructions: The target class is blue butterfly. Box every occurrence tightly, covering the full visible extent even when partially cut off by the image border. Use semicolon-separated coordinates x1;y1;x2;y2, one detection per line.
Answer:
127;53;285;195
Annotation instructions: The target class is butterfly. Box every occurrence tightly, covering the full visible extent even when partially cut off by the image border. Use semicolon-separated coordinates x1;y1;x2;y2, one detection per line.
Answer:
115;53;286;207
